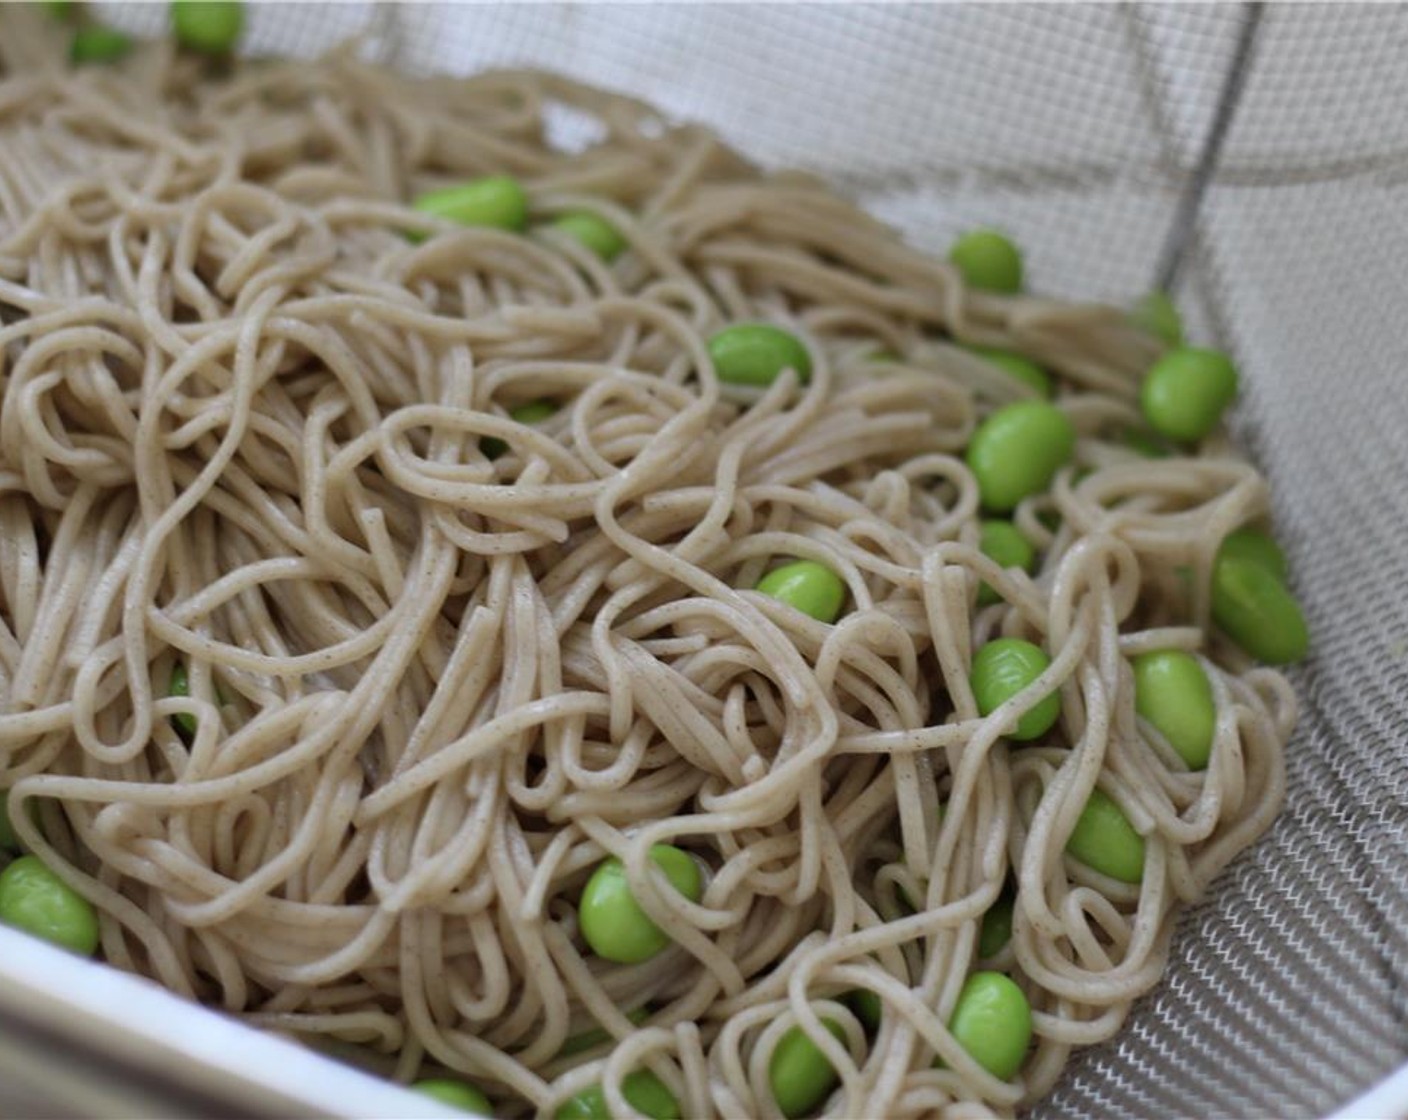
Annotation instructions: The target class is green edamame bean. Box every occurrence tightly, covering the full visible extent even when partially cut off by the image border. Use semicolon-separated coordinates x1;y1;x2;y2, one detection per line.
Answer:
555;1071;679;1120
1211;556;1308;665
756;560;847;623
1140;347;1238;443
412;1079;493;1117
481;400;556;461
948;229;1023;294
1132;651;1215;770
171;1;244;55
578;845;703;964
965;346;1051;398
552;212;627;262
846;988;882;1033
965;401;1075;513
977;889;1015;959
948;971;1031;1080
707;324;812;387
1066;788;1144;884
168;663;197;739
70;26;133;64
1130;291;1183;348
1217;528;1288;583
769;1018;846;1119
411;176;529;239
558;1007;651;1059
977;520;1036;607
0;855;99;955
971;638;1060;741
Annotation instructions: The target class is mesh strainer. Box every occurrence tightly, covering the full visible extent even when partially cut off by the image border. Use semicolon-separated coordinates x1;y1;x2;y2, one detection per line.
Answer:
1;3;1404;1117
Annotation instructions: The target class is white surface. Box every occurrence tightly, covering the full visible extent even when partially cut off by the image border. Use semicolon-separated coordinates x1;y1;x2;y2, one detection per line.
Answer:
0;925;459;1118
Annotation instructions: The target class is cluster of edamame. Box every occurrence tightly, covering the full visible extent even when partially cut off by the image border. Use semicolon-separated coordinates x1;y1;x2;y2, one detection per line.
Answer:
413;1069;682;1120
555;1071;679;1120
969;634;1147;886
380;169;630;467
52;2;245;65
948;232;1307;671
406;175;630;265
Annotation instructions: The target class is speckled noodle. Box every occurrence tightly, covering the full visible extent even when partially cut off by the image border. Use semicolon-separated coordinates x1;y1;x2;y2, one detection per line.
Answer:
0;11;1295;1120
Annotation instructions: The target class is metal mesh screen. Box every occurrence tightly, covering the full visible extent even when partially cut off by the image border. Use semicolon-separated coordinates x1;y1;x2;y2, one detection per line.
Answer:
77;3;1408;1117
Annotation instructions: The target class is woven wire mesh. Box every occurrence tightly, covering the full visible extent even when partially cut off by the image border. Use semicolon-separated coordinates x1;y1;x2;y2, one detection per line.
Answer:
82;3;1408;1116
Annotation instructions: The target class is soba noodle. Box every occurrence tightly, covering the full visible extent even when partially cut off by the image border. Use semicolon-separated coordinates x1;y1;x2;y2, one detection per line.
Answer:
0;13;1294;1119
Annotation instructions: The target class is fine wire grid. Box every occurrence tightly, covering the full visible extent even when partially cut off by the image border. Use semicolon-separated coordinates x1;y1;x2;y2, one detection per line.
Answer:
82;3;1408;1118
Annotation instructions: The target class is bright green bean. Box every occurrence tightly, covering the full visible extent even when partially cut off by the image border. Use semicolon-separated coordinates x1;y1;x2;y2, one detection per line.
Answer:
552;212;627;262
966;400;1075;513
1140;347;1238;443
756;560;847;623
0;855;99;955
769;1019;846;1119
971;638;1061;741
949;229;1022;294
707;324;812;387
1130;291;1183;347
410;176;529;239
965;346;1051;398
1212;555;1309;665
578;845;703;964
70;26;133;64
1066;788;1144;884
554;1071;679;1120
978;889;1015;959
947;971;1031;1080
977;520;1036;606
171;1;244;55
1132;650;1216;769
1218;528;1288;583
411;1079;493;1117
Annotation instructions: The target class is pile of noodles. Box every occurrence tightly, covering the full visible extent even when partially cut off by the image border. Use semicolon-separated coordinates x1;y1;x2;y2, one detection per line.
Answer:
0;12;1294;1119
